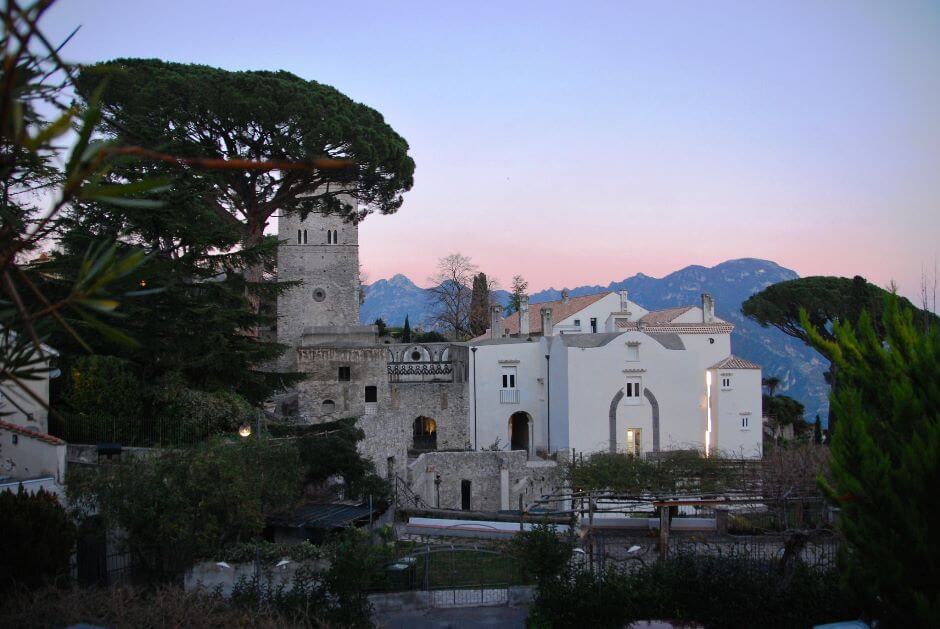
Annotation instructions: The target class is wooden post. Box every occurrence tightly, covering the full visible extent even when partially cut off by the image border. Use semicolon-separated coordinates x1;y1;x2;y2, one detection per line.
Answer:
659;503;670;562
519;493;525;533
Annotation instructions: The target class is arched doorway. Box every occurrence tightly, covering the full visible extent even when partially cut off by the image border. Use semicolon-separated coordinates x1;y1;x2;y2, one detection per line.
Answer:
413;416;437;451
509;412;531;454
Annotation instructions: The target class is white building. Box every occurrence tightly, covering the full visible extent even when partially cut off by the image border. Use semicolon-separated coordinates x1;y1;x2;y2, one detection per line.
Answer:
468;290;762;459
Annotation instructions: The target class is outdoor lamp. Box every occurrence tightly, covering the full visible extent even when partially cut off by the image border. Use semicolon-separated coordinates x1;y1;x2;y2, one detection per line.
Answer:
238;424;252;438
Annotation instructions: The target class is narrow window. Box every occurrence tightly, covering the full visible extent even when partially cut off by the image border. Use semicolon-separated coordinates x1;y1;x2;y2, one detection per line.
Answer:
303;229;308;244
741;415;749;429
297;229;302;244
590;317;597;333
721;376;733;390
365;385;377;403
626;344;639;361
461;480;472;510
333;229;338;243
327;230;332;244
338;366;351;381
625;378;642;402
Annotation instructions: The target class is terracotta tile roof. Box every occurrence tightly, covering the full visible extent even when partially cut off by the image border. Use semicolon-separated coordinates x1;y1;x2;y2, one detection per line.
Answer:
476;291;612;340
0;419;65;446
710;355;761;370
617;321;735;334
639;306;695;324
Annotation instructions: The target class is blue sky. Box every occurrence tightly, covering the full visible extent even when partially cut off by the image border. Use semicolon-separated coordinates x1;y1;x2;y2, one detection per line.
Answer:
45;1;940;301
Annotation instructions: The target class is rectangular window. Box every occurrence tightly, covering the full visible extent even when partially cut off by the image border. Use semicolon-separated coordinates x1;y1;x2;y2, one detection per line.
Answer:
626;428;642;457
590;317;597;333
501;366;517;389
721;376;733;390
625;377;642;402
364;385;377;403
741;415;750;429
573;319;581;327
626;344;639;361
338;366;351;381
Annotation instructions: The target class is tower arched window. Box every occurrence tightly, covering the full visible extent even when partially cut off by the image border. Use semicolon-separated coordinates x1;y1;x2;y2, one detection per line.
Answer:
303;229;308;244
327;230;333;244
333;229;338;244
297;229;302;244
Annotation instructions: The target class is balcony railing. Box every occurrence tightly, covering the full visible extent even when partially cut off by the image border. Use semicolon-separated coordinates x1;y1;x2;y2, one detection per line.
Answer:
387;361;454;383
500;389;520;404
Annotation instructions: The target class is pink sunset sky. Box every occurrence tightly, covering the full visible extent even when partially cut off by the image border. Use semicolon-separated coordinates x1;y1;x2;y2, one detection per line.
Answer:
46;1;940;301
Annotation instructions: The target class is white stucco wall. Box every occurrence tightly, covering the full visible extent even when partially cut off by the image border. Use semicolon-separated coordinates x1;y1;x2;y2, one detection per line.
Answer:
709;367;763;458
0;427;66;483
468;339;547;451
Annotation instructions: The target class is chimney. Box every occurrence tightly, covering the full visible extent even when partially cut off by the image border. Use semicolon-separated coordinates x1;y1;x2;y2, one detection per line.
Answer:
702;293;715;323
519;294;530;336
490;305;503;339
619;289;629;313
561;289;570;304
541;307;553;336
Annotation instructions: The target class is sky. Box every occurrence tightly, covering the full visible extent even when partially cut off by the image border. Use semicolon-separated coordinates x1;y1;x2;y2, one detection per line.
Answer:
44;1;940;301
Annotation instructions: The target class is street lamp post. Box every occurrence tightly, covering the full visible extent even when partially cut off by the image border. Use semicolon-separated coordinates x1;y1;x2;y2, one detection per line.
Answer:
545;354;551;454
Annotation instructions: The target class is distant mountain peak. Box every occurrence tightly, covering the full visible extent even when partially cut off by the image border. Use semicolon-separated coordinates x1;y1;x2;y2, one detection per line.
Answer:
360;257;824;422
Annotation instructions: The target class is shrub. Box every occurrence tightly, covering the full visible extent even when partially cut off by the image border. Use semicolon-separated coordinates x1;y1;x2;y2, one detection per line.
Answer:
511;522;574;586
528;554;858;629
68;437;301;581
0;488;77;593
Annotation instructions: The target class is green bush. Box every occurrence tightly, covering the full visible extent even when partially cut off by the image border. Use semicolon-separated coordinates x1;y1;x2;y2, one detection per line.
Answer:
528;554;858;629
0;488;77;593
218;540;322;565
68;437;301;581
511;522;574;586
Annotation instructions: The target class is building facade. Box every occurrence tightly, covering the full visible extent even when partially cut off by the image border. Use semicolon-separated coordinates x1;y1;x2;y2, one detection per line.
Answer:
468;290;763;459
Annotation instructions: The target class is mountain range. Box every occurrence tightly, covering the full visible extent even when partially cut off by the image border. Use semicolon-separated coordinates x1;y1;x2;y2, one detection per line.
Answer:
361;258;830;422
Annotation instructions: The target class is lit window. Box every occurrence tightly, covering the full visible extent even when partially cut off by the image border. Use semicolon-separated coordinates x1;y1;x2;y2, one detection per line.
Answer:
626;428;642;456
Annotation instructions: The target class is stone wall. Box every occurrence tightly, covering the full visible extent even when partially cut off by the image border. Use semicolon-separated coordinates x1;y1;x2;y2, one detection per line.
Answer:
408;450;565;512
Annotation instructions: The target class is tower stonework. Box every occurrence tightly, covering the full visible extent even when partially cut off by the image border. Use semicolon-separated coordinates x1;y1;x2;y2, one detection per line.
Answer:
276;196;362;369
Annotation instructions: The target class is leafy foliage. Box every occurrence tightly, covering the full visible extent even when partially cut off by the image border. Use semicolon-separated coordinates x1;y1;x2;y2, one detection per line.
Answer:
0;488;77;593
568;450;738;496
511;523;574;587
68;437;301;580
469;271;491;335
1;2;162;411
528;555;856;629
803;296;940;625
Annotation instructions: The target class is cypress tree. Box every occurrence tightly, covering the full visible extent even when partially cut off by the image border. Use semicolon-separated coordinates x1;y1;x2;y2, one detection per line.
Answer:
813;415;823;444
803;297;940;624
401;315;412;343
469;272;491;336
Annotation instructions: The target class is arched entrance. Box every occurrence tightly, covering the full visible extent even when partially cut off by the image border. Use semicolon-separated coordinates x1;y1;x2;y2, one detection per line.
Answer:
509;412;532;454
412;416;437;451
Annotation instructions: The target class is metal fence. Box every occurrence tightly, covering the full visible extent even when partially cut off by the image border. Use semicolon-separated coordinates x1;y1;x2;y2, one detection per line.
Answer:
49;412;222;447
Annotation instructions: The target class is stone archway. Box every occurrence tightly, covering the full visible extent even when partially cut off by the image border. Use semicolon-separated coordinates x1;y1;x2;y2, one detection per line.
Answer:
509;411;532;454
412;416;437;451
608;387;661;453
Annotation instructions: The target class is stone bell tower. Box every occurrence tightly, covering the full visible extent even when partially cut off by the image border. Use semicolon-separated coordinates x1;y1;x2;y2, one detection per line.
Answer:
276;191;363;368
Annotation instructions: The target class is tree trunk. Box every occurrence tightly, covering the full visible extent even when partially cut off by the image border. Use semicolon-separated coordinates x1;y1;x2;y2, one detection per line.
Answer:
243;217;265;317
